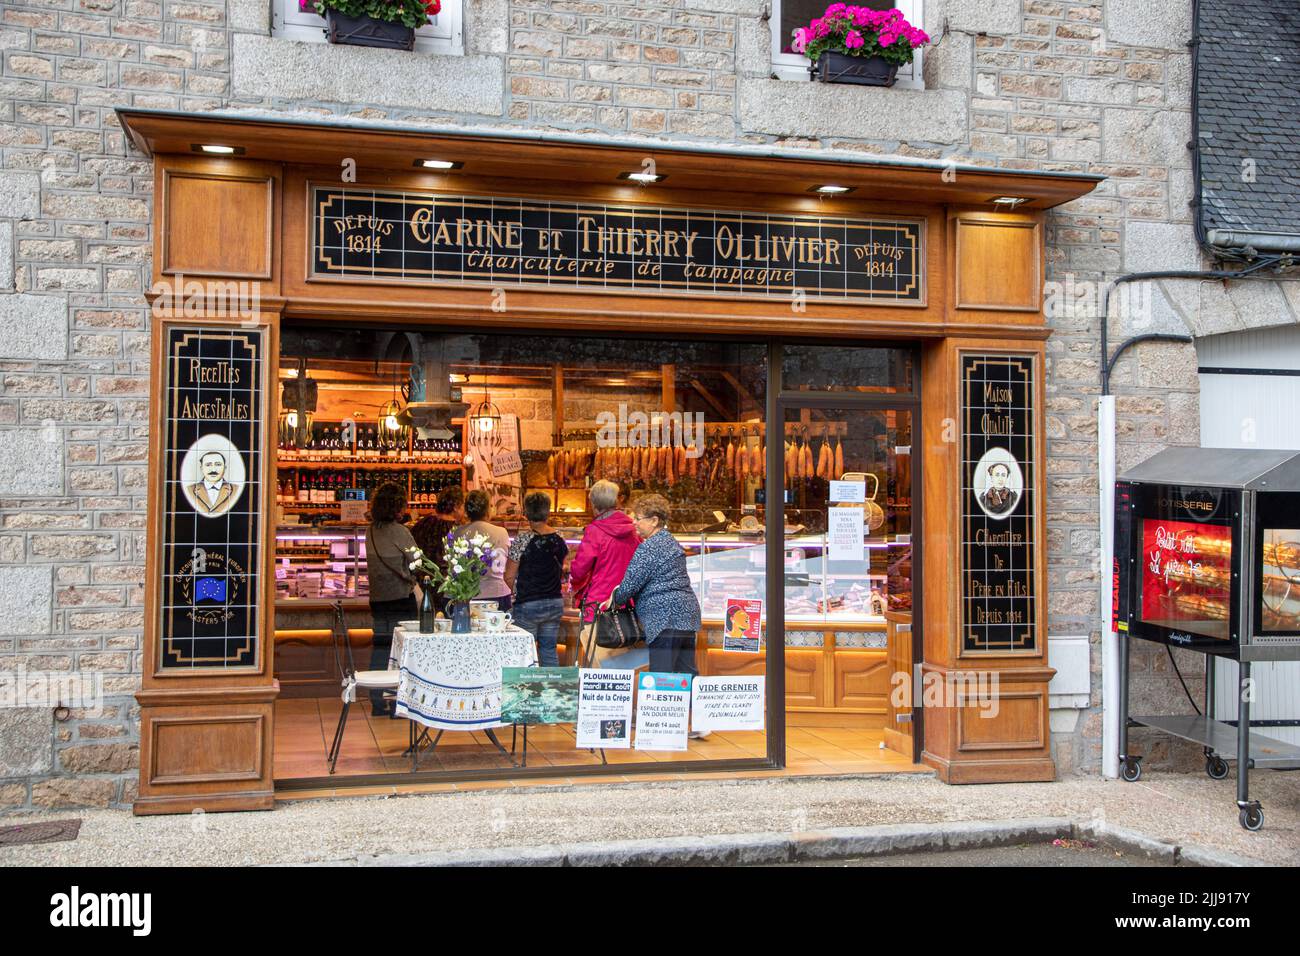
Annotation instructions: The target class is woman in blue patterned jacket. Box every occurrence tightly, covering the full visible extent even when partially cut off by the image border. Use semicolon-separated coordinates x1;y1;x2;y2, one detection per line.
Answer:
602;493;703;682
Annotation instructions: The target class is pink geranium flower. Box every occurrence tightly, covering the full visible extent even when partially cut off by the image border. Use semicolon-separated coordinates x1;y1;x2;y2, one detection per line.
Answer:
795;3;930;63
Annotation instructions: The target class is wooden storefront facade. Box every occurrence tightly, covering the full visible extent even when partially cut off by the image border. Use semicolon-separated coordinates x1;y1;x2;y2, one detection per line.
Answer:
118;108;1101;814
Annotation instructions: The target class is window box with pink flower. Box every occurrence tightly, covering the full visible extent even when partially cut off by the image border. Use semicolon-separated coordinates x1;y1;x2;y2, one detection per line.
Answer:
791;4;930;88
302;0;443;52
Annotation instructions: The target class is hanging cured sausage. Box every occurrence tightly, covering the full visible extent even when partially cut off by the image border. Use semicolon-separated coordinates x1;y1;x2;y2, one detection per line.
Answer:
817;434;833;481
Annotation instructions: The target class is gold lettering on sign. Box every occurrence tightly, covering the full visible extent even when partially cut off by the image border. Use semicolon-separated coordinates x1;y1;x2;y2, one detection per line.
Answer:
187;359;240;386
315;190;924;300
180;395;250;420
410;207;432;244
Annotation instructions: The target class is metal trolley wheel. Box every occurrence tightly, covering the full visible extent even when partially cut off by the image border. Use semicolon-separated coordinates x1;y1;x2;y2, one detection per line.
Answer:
1206;755;1230;780
1120;758;1142;782
1239;805;1264;832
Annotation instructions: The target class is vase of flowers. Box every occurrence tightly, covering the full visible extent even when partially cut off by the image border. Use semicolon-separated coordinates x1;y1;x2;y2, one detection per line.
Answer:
303;0;442;52
408;532;494;634
791;5;930;87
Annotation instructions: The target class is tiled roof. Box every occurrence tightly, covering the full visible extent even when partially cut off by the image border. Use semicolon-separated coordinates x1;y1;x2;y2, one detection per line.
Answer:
1196;0;1300;238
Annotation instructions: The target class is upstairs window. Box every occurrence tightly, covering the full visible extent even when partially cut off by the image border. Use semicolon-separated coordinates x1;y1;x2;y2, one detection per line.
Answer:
771;0;924;89
272;0;464;56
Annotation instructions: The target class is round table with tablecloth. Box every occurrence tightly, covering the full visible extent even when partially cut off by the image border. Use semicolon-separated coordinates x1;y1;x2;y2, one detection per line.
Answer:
391;624;538;731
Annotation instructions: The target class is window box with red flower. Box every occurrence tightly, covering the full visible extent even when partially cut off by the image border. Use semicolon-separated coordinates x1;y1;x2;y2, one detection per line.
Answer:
791;4;930;87
303;0;443;52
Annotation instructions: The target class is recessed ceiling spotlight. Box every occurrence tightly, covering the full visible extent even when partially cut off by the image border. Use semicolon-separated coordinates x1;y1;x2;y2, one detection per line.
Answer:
809;184;854;195
192;144;244;155
414;159;463;170
992;196;1029;208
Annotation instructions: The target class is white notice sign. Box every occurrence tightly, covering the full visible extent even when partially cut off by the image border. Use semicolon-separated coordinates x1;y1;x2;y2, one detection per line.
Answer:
829;480;866;503
690;676;765;732
828;507;865;562
634;672;691;751
576;669;634;749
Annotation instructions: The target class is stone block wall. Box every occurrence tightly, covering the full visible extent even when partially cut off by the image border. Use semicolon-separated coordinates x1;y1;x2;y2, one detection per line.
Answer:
3;0;1296;807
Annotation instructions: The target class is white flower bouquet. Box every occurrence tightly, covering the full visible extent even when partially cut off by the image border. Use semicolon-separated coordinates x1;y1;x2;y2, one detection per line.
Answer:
406;531;493;603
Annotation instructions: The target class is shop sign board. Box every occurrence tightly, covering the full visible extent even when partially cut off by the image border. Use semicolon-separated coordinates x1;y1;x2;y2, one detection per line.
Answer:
310;187;924;304
158;326;264;669
960;353;1038;654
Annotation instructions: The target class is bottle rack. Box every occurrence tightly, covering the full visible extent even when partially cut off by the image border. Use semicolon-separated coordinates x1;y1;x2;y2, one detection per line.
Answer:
276;419;464;512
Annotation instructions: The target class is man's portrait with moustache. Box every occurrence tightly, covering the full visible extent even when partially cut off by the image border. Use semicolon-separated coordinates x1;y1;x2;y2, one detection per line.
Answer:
183;442;244;518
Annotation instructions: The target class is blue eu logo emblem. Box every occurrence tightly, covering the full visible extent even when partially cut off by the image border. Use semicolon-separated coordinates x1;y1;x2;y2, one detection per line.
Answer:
194;577;229;603
177;551;245;626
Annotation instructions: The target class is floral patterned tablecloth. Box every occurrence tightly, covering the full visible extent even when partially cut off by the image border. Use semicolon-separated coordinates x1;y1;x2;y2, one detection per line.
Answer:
391;625;538;730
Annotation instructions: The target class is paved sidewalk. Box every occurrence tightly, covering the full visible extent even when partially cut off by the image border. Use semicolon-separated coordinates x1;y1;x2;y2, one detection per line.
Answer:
1;771;1296;866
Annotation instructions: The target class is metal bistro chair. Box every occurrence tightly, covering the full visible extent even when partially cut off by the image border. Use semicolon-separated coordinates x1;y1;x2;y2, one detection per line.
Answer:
325;600;401;775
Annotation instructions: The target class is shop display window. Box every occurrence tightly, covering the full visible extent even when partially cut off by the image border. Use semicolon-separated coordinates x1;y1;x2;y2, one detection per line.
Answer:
273;325;918;782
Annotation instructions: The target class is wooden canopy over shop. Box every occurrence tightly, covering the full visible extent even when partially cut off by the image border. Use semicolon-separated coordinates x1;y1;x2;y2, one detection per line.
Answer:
119;108;1101;212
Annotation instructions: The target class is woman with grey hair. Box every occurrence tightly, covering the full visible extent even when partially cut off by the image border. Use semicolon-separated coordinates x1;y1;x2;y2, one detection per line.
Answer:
602;494;702;678
504;491;569;667
569;479;639;629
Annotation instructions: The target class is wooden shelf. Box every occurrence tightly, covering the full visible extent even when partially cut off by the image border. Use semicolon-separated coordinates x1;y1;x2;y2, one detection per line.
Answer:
278;460;463;470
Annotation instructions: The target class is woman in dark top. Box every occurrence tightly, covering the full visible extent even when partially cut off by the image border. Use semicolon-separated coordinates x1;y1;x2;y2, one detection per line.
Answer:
504;491;569;667
410;487;464;614
365;482;418;716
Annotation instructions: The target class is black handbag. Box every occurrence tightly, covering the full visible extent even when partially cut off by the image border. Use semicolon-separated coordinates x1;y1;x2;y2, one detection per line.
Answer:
590;602;644;649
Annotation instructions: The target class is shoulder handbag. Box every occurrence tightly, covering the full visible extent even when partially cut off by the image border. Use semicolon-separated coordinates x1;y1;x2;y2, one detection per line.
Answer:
591;600;644;649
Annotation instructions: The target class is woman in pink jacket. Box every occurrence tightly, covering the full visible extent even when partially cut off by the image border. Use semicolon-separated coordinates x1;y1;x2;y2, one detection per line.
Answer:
569;480;639;635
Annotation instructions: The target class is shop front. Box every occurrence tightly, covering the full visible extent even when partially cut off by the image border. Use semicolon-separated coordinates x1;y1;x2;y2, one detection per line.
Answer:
118;108;1100;814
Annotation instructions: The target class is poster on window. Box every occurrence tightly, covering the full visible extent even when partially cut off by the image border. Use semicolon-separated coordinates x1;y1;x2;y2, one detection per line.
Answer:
501;667;580;725
576;669;635;748
828;507;865;562
690;676;765;732
465;412;522;520
633;672;692;751
722;598;762;654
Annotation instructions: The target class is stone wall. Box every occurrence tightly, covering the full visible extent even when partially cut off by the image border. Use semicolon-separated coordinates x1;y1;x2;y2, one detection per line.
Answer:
3;0;1297;807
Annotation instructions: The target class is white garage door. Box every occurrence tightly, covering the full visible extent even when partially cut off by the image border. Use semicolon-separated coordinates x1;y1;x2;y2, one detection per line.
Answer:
1197;324;1300;745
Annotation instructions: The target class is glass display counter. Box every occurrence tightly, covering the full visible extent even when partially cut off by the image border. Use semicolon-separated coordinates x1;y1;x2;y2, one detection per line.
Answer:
275;526;368;604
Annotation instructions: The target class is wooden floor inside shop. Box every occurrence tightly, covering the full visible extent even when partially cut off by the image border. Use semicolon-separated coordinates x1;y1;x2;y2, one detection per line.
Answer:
273;697;928;800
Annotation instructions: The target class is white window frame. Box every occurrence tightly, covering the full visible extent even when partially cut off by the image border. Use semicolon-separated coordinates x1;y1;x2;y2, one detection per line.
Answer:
770;0;924;90
272;0;464;56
